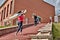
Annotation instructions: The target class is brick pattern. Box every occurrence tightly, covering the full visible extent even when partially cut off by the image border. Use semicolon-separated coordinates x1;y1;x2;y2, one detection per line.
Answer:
0;23;46;40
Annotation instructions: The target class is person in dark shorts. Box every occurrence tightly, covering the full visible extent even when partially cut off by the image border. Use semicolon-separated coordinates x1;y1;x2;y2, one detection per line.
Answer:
37;16;41;23
16;11;25;35
32;13;38;26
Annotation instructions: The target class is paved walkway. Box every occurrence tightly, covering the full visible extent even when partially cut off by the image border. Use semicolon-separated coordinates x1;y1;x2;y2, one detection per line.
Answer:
0;23;46;40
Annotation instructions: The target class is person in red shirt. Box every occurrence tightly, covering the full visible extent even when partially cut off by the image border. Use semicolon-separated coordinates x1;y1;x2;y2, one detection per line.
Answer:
16;11;25;35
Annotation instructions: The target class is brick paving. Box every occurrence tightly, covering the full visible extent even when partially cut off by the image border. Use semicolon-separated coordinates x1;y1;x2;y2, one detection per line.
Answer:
0;23;46;40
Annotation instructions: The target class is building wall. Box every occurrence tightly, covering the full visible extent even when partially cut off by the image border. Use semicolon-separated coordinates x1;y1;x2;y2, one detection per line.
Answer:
0;0;14;26
0;0;55;26
14;0;55;23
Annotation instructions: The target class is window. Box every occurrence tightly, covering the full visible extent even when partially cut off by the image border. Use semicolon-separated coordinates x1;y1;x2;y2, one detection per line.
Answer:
1;12;2;21
1;13;2;21
6;4;9;17
10;1;13;14
3;7;6;19
1;10;3;21
0;13;1;21
2;10;3;19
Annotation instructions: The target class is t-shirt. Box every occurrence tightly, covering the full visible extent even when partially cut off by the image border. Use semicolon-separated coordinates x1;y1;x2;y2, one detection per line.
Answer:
34;15;37;21
37;16;41;21
18;15;24;22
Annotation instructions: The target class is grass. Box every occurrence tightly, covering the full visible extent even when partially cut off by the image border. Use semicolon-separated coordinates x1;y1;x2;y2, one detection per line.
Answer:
52;23;60;40
0;25;11;28
0;26;8;28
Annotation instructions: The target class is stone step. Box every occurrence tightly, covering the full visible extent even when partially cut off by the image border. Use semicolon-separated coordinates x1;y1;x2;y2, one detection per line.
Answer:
30;23;52;40
30;34;52;39
36;32;50;36
38;23;52;33
31;39;48;40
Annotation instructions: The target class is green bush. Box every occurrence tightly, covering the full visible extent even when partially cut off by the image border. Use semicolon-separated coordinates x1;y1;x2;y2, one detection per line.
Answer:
52;23;60;40
0;25;11;28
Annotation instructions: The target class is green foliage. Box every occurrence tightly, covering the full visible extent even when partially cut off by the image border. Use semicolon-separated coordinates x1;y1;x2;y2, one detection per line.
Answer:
0;25;11;28
52;23;60;40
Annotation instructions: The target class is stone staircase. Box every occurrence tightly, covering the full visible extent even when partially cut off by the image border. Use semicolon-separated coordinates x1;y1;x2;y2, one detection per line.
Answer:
30;22;52;40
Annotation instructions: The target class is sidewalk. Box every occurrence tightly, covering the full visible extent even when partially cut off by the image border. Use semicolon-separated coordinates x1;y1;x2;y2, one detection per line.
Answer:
0;23;46;40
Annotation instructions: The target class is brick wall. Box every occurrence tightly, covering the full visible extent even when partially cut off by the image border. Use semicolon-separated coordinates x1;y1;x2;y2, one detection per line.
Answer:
0;0;55;26
14;0;55;23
